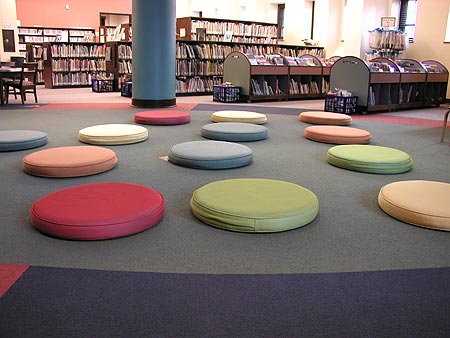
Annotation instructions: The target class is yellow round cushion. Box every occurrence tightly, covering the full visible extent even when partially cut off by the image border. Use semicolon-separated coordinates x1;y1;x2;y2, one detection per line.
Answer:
378;180;450;231
211;110;267;124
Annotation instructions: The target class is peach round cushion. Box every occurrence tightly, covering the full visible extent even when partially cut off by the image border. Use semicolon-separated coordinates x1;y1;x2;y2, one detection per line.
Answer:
30;182;165;240
211;110;267;124
304;125;371;144
134;110;191;125
79;124;148;145
299;111;352;125
23;146;118;177
378;180;450;231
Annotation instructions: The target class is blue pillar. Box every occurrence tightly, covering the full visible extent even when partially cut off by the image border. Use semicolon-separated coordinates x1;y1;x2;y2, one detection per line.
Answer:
132;0;176;108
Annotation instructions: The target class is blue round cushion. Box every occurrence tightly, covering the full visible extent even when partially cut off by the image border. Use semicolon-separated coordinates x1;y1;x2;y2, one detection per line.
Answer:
0;130;48;152
201;122;268;142
168;140;253;169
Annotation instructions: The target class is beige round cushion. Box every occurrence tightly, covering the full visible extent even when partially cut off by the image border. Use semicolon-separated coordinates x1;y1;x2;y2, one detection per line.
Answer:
299;111;352;125
211;110;267;124
378;180;450;231
79;124;148;145
304;125;371;144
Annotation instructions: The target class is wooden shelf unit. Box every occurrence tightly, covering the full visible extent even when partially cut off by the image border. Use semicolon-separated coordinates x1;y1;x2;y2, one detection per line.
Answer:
43;42;107;88
223;51;329;102
176;16;278;44
330;56;449;113
105;41;132;91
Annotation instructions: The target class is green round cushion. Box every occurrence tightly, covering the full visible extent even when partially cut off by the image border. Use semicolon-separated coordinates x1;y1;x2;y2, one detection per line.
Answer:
191;178;319;233
327;144;413;174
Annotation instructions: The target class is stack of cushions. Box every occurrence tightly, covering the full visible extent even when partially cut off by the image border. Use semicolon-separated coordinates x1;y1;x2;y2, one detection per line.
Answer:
211;110;267;124
327;145;413;174
30;182;165;240
0;130;48;152
201;122;268;142
23;145;118;177
79;124;148;145
134;110;191;125
191;178;319;232
304;125;371;144
299;111;352;125
378;180;450;231
168;140;253;169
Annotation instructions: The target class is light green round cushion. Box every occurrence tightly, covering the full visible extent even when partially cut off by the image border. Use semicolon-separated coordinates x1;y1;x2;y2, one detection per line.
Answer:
191;178;319;233
327;144;413;174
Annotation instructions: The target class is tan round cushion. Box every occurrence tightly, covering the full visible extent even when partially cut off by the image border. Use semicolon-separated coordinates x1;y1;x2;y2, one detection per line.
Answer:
378;180;450;231
211;110;267;124
299;111;352;125
23;146;118;177
304;125;371;144
79;124;148;145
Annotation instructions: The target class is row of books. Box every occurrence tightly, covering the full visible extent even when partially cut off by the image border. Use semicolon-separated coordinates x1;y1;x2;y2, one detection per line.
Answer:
191;20;277;38
118;45;132;60
289;79;321;95
176;77;222;93
51;72;106;86
50;44;106;58
190;34;276;44
118;61;132;74
177;43;232;59
250;78;285;96
51;59;106;72
176;60;223;76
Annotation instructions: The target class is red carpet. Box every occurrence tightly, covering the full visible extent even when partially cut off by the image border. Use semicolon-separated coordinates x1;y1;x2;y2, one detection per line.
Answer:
36;103;198;110
352;114;446;128
0;264;29;298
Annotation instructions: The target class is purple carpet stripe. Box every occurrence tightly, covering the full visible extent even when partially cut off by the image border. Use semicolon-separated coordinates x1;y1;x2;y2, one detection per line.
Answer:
1;266;449;337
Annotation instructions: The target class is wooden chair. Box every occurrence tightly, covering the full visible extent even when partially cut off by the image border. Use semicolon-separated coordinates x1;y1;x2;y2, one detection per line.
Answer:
4;62;38;104
440;108;450;146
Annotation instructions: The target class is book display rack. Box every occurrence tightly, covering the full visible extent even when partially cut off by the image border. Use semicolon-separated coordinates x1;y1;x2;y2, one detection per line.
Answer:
223;52;330;102
43;42;107;88
105;42;132;91
365;28;407;61
329;56;448;113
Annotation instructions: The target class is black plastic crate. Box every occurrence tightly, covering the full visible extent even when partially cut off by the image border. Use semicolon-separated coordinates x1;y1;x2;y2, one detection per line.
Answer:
324;94;358;114
92;79;114;92
213;85;240;102
121;82;132;97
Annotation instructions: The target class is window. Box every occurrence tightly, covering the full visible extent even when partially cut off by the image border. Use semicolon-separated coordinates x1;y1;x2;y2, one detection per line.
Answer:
399;0;418;42
277;4;285;40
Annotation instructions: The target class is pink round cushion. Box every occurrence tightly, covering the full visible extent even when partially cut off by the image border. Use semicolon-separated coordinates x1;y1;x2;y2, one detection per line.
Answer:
23;146;118;177
304;125;371;144
134;110;191;125
299;111;352;125
30;182;165;240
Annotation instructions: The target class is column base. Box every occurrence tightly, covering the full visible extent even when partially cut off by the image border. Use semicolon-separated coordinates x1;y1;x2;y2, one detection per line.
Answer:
131;98;176;108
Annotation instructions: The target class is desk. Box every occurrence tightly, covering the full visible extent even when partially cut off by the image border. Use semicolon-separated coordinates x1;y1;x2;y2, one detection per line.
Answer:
0;68;22;106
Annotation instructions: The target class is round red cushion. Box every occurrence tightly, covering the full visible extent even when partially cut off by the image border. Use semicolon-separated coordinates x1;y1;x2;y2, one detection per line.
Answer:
304;125;371;144
30;182;165;240
134;110;191;125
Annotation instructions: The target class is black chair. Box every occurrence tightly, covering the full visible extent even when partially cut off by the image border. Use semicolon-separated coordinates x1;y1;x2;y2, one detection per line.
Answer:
4;62;38;104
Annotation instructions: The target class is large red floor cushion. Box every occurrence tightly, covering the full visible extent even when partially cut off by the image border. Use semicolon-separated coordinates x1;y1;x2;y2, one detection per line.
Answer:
23;146;118;177
30;182;165;240
299;111;352;125
134;110;191;125
378;180;450;231
304;125;371;144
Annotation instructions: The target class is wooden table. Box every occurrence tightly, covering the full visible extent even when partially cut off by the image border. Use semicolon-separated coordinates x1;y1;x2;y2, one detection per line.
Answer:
0;67;22;106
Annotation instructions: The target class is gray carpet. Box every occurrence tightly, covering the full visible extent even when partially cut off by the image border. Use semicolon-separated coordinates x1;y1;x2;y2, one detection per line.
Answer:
1;104;449;274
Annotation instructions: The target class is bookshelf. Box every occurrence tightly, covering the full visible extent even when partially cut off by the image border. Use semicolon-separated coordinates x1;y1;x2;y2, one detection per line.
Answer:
105;41;132;91
421;60;449;107
42;42;107;88
223;51;335;102
176;17;278;44
330;56;448;113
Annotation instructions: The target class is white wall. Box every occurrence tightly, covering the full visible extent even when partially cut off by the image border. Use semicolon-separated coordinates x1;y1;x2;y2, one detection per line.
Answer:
0;0;21;61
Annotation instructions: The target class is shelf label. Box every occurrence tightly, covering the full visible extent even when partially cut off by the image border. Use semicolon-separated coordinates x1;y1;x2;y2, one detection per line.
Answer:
381;17;396;28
